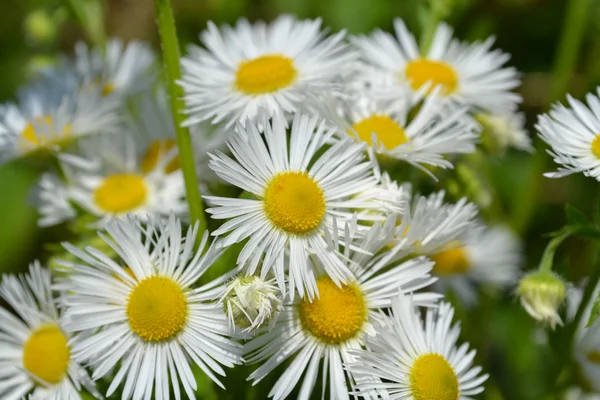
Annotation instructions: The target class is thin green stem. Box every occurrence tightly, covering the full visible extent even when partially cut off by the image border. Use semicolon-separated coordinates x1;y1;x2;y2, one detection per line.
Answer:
548;0;592;103
67;0;106;47
538;229;574;272
153;0;207;237
419;7;441;56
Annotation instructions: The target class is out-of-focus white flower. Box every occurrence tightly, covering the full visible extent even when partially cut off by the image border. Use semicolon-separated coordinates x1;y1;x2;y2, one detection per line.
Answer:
517;270;566;329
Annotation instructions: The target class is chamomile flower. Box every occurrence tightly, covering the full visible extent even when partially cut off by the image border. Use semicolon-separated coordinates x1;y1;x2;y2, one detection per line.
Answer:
206;112;382;299
71;38;156;97
36;132;186;228
431;223;523;305
352;19;521;114
244;218;440;400
348;294;488;399
179;15;355;127
537;89;600;181
57;214;243;399
477;110;533;154
327;90;478;169
0;262;97;400
392;190;479;256
0;79;119;163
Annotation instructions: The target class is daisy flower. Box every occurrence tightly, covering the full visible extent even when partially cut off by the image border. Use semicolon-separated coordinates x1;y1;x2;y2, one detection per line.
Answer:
537;89;600;181
348;294;488;399
244;218;440;400
179;15;355;127
352;18;521;114
36;131;186;228
392;190;479;256
431;223;523;305
0;262;98;400
206;112;382;299
0;79;119;164
56;214;243;400
325;90;478;169
477;110;533;154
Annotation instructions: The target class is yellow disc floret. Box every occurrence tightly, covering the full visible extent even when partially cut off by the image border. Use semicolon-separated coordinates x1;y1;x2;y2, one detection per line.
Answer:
588;351;600;364
431;244;471;275
141;139;180;174
23;324;70;384
299;277;366;344
93;173;148;213
350;114;409;150
405;59;459;95
235;54;297;95
591;135;600;158
19;115;72;149
410;353;459;400
126;276;188;342
264;171;326;235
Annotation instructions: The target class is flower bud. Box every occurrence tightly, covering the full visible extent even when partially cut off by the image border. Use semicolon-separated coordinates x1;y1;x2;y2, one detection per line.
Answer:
222;275;282;337
517;271;566;329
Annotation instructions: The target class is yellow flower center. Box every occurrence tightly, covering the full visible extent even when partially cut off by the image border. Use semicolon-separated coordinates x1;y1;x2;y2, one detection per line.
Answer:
587;351;600;364
126;276;188;342
93;173;148;213
235;54;297;95
299;277;366;344
264;171;326;235
431;245;471;275
22;325;70;384
350;114;409;150
19;115;72;150
141;139;180;174
410;353;459;400
404;59;459;95
591;135;600;158
102;82;116;96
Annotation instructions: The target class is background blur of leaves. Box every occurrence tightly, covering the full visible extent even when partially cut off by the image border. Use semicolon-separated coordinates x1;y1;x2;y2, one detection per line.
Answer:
2;0;600;398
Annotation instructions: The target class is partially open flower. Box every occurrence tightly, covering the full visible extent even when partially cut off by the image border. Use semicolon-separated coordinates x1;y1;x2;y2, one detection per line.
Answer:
222;275;282;337
517;271;566;329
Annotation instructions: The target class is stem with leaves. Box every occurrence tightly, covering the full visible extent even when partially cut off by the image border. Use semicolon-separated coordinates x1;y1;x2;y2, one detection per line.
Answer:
153;0;207;237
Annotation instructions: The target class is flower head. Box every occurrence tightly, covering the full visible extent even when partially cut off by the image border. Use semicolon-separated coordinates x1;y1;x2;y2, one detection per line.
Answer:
517;270;566;329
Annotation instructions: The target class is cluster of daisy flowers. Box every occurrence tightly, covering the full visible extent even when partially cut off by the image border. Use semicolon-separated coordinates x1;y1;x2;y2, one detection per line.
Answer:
0;14;541;400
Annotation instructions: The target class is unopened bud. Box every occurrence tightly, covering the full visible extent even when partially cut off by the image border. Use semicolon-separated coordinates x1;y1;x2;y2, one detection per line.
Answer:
517;271;566;329
222;275;282;337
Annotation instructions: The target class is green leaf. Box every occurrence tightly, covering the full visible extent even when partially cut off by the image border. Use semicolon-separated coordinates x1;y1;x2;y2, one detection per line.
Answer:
565;203;589;226
586;294;600;327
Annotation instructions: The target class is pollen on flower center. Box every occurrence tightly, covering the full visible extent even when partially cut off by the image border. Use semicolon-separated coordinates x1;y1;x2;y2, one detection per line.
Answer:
350;114;409;150
93;173;148;213
126;276;188;342
299;277;366;344
404;59;458;95
23;325;70;384
431;244;471;275
591;135;600;158
264;171;326;235
235;54;297;95
19;115;72;149
410;353;459;400
141;139;180;174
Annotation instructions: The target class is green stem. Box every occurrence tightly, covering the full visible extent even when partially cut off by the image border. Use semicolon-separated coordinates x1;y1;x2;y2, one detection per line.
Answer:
538;229;574;272
419;7;441;56
66;0;106;47
548;0;592;103
153;0;207;238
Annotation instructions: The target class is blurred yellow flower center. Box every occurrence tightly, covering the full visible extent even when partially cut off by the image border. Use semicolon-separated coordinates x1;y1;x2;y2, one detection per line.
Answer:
102;82;116;96
141;139;180;174
410;353;459;400
235;54;297;95
23;325;70;384
591;135;600;158
19;115;72;149
431;245;471;275
264;171;325;235
350;115;409;150
299;277;366;344
127;276;187;342
94;173;148;213
587;351;600;364
405;59;458;95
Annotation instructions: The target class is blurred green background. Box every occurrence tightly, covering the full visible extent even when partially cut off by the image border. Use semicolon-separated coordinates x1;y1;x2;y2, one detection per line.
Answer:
2;0;600;398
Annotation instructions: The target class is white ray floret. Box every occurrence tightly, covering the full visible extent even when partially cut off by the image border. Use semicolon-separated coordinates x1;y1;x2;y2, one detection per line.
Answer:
179;15;355;127
244;218;440;400
206;112;383;299
56;214;243;400
0;262;98;400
